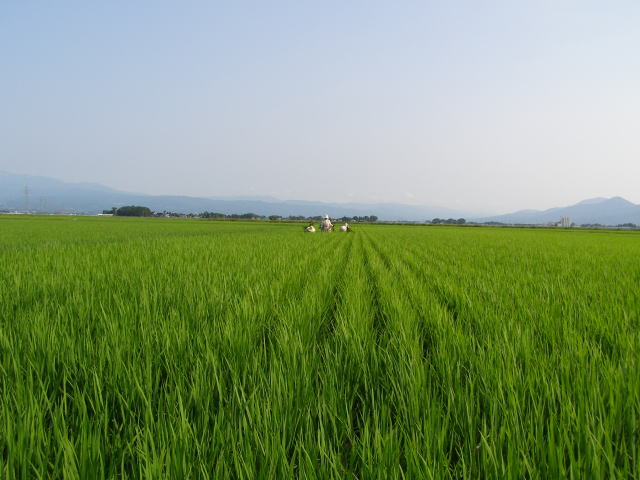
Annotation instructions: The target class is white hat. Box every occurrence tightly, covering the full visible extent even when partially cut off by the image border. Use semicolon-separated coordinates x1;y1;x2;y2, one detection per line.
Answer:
324;214;329;219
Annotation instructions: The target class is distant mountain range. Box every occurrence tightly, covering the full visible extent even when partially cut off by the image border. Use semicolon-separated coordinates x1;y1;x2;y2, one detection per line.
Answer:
2;171;638;225
476;197;640;225
0;172;470;221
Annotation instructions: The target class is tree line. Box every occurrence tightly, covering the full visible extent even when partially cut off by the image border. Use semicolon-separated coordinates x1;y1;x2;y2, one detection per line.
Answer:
103;207;379;222
430;218;466;224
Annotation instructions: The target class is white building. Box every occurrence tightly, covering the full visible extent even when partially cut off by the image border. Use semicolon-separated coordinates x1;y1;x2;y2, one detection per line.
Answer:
559;216;572;228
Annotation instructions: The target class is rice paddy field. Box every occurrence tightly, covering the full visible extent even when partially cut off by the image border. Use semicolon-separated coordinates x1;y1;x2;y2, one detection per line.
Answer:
1;215;639;479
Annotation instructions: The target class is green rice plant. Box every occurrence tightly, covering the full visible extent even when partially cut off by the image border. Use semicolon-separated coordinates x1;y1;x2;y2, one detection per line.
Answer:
0;216;638;478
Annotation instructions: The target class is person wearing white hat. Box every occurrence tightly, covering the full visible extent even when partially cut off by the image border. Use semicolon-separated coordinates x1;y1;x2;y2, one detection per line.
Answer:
321;215;333;232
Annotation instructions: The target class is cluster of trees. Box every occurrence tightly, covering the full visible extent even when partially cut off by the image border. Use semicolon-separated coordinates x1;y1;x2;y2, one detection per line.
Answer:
226;213;261;219
431;218;466;225
200;211;226;219
154;211;189;218
336;215;378;223
162;211;261;219
579;222;638;229
103;206;152;217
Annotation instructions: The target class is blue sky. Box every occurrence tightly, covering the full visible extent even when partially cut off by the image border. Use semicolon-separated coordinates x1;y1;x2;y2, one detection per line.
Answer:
1;1;639;213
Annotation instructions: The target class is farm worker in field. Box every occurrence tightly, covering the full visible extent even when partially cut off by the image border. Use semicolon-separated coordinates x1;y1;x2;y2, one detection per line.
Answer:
321;215;333;232
339;223;350;232
305;224;316;233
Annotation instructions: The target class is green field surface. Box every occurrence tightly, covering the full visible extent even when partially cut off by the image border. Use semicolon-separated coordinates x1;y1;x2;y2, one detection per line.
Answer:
1;215;638;478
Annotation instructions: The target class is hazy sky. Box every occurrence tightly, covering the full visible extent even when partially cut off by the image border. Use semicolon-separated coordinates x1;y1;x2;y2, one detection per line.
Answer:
1;1;639;214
